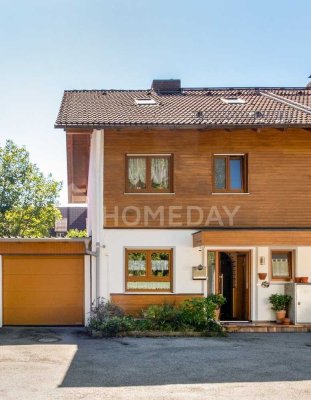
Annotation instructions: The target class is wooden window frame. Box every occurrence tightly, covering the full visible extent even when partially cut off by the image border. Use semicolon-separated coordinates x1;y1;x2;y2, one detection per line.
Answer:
270;250;294;281
213;154;248;193
125;248;173;292
125;154;173;193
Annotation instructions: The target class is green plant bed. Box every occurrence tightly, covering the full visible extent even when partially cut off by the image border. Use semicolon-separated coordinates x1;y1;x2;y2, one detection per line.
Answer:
87;297;227;338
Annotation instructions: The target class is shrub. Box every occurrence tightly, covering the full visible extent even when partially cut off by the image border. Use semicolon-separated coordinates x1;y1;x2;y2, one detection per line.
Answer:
206;293;226;308
179;297;217;331
141;303;183;331
87;298;134;335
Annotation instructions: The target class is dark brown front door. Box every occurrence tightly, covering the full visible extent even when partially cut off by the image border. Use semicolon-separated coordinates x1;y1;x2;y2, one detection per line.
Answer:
217;251;250;321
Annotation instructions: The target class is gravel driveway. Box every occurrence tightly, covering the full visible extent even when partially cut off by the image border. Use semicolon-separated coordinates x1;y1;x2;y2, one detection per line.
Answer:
0;327;311;400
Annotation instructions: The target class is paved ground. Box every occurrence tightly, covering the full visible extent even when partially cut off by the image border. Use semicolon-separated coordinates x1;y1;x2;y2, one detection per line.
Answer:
0;328;311;400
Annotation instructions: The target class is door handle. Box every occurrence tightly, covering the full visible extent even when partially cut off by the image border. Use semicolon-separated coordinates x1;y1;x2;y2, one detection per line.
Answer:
219;274;224;295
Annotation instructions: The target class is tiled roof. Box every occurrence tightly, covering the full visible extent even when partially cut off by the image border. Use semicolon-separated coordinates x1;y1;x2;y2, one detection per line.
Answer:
55;87;311;128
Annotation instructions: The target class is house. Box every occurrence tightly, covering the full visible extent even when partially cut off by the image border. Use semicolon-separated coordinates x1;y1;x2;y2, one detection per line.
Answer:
55;79;311;322
52;206;87;237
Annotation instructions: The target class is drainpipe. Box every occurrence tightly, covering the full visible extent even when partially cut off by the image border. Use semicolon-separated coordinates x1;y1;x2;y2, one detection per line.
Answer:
86;241;101;305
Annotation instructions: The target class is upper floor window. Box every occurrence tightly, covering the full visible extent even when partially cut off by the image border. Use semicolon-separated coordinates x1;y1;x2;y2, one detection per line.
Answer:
126;155;173;193
213;154;247;193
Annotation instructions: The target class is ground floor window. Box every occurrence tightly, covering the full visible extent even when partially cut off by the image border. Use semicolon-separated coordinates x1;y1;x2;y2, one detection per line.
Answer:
271;251;293;281
125;248;173;292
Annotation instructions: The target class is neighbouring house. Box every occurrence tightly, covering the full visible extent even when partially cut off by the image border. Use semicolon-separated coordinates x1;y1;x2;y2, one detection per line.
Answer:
55;79;311;323
51;206;87;237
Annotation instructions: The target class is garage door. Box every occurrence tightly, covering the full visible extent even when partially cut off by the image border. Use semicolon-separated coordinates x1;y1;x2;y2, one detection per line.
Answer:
3;255;84;325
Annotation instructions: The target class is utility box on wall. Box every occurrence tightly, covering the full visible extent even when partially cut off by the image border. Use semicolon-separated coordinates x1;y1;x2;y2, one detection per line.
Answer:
286;283;311;324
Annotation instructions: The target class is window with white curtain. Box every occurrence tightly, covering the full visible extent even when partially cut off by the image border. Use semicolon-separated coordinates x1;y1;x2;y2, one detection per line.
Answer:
271;251;293;280
126;155;172;192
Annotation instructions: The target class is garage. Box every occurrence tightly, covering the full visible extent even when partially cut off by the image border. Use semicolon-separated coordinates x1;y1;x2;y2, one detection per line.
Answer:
0;239;89;326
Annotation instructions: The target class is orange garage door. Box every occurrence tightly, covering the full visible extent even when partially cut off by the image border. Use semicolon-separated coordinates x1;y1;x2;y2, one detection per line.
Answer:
3;255;84;325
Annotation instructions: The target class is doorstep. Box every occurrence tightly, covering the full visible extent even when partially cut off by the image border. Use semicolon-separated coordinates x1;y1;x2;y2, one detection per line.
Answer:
222;322;311;333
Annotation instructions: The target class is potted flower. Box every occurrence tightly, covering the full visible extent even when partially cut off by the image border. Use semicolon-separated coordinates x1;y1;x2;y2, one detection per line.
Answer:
207;294;226;320
268;294;292;324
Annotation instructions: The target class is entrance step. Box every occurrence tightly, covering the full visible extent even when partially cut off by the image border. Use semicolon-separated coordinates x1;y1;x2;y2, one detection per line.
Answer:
222;322;310;333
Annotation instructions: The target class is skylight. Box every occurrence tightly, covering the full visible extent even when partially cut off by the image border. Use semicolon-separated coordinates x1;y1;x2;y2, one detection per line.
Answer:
135;98;156;105
221;97;246;104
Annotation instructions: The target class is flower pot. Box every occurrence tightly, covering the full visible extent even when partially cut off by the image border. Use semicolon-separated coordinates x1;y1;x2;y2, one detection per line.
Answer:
294;277;302;283
301;277;309;283
276;310;286;324
258;272;267;280
214;308;220;321
282;318;290;325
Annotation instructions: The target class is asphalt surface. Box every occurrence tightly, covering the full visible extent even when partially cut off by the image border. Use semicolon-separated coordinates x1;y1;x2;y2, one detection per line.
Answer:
0;327;311;399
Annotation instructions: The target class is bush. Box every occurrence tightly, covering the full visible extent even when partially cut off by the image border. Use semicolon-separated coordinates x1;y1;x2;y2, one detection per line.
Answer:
87;298;134;335
206;293;226;308
141;303;184;331
179;298;217;331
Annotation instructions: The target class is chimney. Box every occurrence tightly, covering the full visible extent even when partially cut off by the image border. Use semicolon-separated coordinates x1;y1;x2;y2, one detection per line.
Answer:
306;75;311;89
152;79;181;93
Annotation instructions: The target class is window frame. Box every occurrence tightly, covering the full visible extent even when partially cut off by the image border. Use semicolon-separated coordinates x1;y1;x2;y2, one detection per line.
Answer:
270;250;294;281
212;154;248;193
125;154;173;193
125;248;173;292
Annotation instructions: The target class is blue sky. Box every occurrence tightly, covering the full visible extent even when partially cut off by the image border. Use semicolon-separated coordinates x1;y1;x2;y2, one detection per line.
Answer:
1;0;310;204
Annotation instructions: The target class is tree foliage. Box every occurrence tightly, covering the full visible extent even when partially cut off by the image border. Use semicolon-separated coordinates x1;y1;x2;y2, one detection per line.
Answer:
0;140;62;237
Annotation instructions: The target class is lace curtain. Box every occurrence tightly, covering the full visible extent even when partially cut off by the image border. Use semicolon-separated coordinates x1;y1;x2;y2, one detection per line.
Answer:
151;158;169;189
128;158;146;189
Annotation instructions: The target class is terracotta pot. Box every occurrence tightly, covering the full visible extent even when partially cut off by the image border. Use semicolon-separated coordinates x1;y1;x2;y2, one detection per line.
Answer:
294;277;302;283
276;310;286;324
258;272;267;280
301;277;309;283
214;308;220;321
282;318;290;325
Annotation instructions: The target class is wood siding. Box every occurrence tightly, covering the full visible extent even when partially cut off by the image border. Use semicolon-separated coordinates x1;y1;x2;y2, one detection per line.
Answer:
110;293;203;316
66;131;90;203
103;127;311;228
193;230;311;247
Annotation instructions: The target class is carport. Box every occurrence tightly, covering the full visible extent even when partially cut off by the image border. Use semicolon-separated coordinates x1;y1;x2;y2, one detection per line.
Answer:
0;238;91;326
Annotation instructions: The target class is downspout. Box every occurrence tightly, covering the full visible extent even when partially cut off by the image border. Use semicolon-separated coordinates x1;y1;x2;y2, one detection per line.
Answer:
85;241;101;304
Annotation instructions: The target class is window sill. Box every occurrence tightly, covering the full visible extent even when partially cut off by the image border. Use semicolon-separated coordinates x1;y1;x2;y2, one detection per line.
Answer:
212;192;250;195
124;192;175;195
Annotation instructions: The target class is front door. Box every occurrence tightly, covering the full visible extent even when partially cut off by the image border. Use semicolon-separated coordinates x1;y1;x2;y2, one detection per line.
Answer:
216;251;250;321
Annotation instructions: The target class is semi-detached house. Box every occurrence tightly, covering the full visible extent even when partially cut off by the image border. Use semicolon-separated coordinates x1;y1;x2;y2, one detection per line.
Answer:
55;79;311;322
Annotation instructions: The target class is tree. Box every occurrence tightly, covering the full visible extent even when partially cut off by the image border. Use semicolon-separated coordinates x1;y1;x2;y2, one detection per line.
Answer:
0;140;62;237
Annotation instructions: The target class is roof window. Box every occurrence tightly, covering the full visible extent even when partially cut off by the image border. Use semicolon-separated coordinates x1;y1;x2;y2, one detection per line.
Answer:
221;97;246;104
135;98;156;105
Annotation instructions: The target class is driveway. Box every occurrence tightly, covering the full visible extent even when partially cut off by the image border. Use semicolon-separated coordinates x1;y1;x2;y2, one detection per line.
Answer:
0;327;311;400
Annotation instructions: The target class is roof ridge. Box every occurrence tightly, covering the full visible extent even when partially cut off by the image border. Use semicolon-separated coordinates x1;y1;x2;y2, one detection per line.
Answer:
63;87;310;93
261;91;311;115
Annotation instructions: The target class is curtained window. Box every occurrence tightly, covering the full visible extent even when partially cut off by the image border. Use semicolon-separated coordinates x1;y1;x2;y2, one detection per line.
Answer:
126;155;172;192
271;251;293;281
126;249;172;291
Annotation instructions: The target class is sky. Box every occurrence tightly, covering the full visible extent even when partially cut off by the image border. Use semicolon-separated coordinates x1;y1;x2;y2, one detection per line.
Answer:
0;0;311;204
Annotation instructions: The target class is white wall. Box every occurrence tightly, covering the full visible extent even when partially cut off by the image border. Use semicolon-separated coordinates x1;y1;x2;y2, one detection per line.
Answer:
103;229;202;295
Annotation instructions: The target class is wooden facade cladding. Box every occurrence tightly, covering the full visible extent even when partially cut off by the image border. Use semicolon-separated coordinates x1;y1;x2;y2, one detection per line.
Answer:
0;240;87;255
66;131;91;203
193;230;311;247
103;127;311;228
110;293;203;316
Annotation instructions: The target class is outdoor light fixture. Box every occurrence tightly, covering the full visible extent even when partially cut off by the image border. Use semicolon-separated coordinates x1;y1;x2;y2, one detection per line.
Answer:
260;256;265;265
